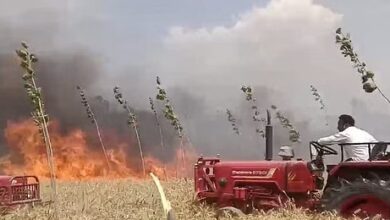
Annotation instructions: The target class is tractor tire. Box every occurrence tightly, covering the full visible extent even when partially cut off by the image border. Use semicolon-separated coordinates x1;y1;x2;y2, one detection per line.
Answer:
215;206;244;219
321;175;390;219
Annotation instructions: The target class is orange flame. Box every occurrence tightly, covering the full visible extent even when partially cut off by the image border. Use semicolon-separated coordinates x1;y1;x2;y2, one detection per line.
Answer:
0;118;197;181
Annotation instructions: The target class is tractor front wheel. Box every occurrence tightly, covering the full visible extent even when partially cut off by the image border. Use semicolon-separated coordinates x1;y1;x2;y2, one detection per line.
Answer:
321;176;390;219
215;206;244;219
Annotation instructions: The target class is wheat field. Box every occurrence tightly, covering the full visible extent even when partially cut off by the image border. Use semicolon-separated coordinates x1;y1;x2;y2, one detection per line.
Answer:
0;178;357;220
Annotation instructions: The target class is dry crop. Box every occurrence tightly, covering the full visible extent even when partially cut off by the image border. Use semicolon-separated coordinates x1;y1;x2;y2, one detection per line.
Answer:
3;178;355;220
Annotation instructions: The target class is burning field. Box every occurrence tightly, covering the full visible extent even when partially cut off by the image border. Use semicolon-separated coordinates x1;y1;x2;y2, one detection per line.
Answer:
0;118;345;220
0;118;196;181
2;1;390;219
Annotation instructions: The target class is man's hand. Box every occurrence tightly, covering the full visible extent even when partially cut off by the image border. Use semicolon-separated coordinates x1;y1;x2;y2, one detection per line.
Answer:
318;132;348;145
311;144;318;157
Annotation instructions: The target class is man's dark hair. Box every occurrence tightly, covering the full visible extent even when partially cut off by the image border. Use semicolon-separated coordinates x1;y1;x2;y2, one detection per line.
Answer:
339;114;355;126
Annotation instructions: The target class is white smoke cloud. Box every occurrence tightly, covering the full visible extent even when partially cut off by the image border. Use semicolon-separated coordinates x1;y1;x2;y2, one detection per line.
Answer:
152;0;388;122
2;0;389;157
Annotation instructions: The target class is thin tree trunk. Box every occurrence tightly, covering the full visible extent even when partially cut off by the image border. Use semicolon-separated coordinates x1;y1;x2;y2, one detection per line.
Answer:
31;78;58;219
40;118;56;196
373;79;390;104
93;120;111;173
124;105;146;177
154;114;168;180
133;125;146;176
31;77;57;199
178;134;186;178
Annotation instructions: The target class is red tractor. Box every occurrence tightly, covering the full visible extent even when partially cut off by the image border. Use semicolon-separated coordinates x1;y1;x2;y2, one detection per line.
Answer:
194;112;390;219
0;175;42;213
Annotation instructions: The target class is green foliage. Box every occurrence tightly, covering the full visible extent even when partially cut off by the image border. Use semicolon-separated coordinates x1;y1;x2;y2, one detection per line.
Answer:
336;28;390;104
113;86;145;176
149;97;160;126
15;42;57;206
240;86;253;101
310;85;325;110
335;28;377;93
226;109;240;135
113;86;138;129
240;85;265;138
149;96;166;158
77;86;96;124
16;42;48;140
77;86;111;171
155;76;183;137
271;105;300;143
310;85;328;126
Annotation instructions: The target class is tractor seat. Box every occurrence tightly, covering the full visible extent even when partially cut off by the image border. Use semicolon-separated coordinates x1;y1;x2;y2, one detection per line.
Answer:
372;152;390;161
370;143;388;161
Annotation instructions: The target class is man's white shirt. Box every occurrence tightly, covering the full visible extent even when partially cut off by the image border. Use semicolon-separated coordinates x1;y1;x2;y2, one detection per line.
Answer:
317;126;377;161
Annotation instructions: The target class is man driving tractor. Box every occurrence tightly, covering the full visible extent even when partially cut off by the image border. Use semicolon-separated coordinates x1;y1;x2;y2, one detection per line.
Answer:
316;114;377;161
194;112;390;219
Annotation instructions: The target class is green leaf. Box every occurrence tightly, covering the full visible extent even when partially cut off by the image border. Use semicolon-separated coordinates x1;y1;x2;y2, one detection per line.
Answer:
366;71;374;78
336;28;341;34
44;115;49;123
20;61;29;69
16;49;28;58
30;54;38;63
24;83;33;89
335;35;341;42
26;68;34;74
361;75;368;83
22;73;31;80
363;81;377;93
21;41;29;49
156;94;164;100
159;89;166;95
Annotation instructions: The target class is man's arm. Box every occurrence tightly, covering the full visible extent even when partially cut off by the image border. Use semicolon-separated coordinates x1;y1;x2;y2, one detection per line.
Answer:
318;132;349;145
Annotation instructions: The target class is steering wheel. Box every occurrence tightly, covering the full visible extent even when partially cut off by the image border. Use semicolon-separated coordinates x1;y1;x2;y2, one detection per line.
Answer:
310;141;338;156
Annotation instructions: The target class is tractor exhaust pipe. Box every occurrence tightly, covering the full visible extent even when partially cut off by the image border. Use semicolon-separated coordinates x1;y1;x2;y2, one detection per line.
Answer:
265;110;273;161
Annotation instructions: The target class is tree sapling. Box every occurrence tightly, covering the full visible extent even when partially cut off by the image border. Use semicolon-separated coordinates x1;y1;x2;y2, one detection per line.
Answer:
113;86;146;176
241;85;266;138
76;86;111;173
335;27;390;104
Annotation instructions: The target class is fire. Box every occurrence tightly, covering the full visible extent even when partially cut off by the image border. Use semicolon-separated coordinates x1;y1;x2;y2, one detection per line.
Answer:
0;118;197;181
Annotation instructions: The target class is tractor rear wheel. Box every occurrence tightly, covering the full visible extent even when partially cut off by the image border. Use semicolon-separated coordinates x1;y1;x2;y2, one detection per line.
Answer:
321;175;390;219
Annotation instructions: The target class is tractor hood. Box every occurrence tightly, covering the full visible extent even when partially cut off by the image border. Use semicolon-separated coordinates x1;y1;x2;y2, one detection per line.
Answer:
211;160;315;193
214;161;286;179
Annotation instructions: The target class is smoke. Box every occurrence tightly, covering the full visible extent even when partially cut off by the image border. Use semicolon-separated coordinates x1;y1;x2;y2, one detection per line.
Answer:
144;0;390;160
0;46;178;160
0;2;177;161
1;0;389;163
0;4;109;152
0;47;112;151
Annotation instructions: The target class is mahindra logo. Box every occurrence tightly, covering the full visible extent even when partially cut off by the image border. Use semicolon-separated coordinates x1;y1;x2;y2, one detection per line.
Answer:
231;168;277;178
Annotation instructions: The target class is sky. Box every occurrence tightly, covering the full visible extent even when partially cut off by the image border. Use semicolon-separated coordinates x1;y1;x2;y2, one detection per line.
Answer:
1;0;390;159
57;0;390;114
